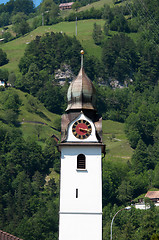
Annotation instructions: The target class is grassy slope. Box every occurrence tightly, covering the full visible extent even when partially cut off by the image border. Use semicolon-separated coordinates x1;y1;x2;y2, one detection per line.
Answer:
0;19;139;74
103;120;133;162
0;0;139;74
0;88;60;145
0;0;113;72
0;19;105;73
80;0;113;10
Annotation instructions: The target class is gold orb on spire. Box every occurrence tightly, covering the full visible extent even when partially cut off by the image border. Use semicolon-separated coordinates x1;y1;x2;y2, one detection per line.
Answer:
80;50;84;55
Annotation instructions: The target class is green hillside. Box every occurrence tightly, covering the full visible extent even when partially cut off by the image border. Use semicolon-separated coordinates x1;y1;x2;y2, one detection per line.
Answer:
103;120;133;162
0;19;105;73
0;88;60;146
0;0;139;74
80;0;114;10
0;19;139;74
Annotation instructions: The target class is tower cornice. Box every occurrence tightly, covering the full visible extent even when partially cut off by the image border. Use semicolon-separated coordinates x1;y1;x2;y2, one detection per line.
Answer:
58;142;105;154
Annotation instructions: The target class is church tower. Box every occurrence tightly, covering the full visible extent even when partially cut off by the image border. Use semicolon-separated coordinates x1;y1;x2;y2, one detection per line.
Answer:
59;51;105;240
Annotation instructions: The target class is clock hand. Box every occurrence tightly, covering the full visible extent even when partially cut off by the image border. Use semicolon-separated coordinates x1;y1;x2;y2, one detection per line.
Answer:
79;128;91;132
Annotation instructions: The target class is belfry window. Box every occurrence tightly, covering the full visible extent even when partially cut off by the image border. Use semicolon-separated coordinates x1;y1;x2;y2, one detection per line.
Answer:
77;154;86;169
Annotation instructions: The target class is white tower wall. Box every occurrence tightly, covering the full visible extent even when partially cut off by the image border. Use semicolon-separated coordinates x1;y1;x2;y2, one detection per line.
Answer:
59;145;102;240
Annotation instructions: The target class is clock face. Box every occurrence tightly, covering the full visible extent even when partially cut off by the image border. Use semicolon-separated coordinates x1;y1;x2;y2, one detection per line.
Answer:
72;119;92;139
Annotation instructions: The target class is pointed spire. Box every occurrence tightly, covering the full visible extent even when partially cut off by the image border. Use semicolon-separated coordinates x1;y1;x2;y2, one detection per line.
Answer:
66;50;96;112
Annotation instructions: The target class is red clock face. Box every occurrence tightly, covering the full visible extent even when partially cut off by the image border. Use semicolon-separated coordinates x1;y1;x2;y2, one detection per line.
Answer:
72;119;92;139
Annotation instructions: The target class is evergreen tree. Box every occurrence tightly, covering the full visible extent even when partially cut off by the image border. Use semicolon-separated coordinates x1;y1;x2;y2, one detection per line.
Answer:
131;139;151;174
92;23;103;45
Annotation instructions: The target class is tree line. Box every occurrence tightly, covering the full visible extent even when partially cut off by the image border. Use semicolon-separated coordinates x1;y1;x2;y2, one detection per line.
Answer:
0;0;35;27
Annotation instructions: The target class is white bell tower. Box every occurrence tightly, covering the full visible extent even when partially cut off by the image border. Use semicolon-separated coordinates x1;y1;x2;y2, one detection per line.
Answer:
58;51;105;240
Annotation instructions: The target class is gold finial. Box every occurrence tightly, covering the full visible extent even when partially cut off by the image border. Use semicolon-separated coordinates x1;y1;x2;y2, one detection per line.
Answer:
81;50;84;55
81;50;84;67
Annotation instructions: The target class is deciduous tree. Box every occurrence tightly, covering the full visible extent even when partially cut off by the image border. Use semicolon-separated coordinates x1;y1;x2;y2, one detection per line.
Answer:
12;12;30;36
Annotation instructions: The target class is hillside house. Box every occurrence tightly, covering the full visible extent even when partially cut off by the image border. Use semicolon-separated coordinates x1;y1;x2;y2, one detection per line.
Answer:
59;2;74;10
135;191;159;209
145;191;159;203
0;80;5;87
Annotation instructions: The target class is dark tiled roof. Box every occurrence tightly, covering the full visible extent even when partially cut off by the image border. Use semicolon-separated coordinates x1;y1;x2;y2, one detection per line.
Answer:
0;230;23;240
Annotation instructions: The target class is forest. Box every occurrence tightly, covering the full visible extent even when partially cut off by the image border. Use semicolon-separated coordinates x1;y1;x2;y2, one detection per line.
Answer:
1;0;159;239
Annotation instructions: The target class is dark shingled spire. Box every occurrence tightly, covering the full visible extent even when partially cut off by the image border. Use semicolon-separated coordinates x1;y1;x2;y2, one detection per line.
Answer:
66;50;96;112
66;67;96;111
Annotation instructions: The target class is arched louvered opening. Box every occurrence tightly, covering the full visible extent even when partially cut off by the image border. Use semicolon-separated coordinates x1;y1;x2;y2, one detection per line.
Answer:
77;154;86;169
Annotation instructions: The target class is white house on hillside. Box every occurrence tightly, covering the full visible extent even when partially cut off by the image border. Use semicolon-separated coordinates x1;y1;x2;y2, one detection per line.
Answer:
135;191;159;210
0;80;5;87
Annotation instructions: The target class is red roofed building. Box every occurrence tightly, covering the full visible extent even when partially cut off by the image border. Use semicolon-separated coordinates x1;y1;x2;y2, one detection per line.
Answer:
59;2;74;10
0;230;23;240
145;191;159;203
135;191;159;209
